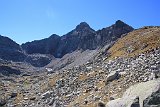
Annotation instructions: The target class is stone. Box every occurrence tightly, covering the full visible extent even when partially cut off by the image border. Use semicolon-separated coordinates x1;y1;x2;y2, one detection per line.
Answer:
106;79;160;107
97;102;106;107
41;91;53;99
10;92;17;98
106;71;119;82
30;96;36;100
143;90;160;107
56;79;65;88
130;96;140;107
94;87;99;91
0;99;6;106
94;96;101;101
52;100;61;107
48;98;55;106
24;97;29;100
109;97;115;101
84;100;88;105
126;45;135;53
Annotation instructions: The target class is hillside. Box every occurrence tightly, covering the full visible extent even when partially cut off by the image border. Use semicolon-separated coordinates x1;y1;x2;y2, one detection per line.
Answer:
108;26;160;59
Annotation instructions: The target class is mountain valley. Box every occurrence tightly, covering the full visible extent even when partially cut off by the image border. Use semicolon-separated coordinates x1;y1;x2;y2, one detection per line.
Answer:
0;20;160;107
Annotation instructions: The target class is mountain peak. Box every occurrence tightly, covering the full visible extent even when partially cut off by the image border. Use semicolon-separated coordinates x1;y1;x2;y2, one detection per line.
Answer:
75;22;91;31
114;20;133;29
49;34;60;38
115;20;125;24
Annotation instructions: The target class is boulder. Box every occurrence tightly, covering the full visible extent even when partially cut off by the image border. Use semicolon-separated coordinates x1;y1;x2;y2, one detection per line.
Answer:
48;98;55;106
106;71;119;82
130;96;140;107
106;79;160;107
30;96;36;100
0;99;6;106
41;91;53;99
0;66;21;76
10;92;17;98
98;102;106;107
143;90;160;107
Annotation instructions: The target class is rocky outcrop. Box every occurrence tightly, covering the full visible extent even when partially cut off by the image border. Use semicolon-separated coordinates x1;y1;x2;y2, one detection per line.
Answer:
21;34;60;56
25;54;53;67
106;79;160;107
96;20;134;46
0;65;21;76
143;90;160;107
0;35;54;67
55;22;96;57
0;35;26;62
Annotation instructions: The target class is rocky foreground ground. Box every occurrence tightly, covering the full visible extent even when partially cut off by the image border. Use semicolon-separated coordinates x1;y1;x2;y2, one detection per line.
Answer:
0;47;159;107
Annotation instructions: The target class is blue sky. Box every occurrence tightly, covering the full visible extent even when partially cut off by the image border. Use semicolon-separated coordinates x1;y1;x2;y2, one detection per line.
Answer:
0;0;160;44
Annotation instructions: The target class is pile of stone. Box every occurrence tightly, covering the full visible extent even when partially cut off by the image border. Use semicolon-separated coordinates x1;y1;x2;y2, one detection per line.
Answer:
1;48;159;107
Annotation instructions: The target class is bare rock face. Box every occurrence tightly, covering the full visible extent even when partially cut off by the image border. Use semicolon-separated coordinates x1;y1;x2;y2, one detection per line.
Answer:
96;20;134;46
0;35;26;62
55;22;96;58
0;66;21;76
21;34;60;56
21;20;134;58
25;54;53;67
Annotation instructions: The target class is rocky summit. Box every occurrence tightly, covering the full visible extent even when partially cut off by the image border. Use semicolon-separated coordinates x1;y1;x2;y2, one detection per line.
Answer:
0;21;160;107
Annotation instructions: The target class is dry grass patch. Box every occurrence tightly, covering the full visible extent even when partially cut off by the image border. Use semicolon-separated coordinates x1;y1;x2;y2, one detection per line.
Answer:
108;27;160;59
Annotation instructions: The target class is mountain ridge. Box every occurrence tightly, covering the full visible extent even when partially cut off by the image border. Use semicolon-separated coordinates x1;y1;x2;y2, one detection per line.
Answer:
0;20;134;67
21;20;134;58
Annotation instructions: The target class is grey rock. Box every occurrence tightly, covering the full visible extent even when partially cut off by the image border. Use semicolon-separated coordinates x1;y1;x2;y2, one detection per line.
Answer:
143;90;160;107
0;66;21;76
25;54;52;67
30;96;36;100
10;92;17;98
0;35;26;62
48;98;55;106
106;79;160;107
98;102;106;107
0;99;6;106
106;71;119;82
41;91;53;99
131;96;140;107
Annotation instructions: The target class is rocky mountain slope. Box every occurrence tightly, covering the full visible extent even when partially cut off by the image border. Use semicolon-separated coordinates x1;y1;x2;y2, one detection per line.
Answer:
0;35;26;62
0;20;133;69
0;35;54;67
21;20;133;58
0;22;159;107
